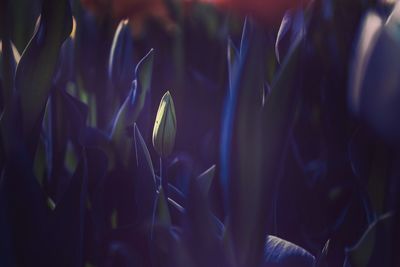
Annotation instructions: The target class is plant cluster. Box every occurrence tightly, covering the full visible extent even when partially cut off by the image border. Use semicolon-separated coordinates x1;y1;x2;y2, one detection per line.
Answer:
0;0;399;266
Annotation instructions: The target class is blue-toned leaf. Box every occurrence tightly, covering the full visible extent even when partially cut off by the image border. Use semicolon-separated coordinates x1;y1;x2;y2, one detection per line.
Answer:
155;175;186;208
348;5;400;142
43;88;88;200
264;235;315;267
276;11;292;64
181;175;228;267
348;11;383;116
54;35;74;88
221;17;306;267
221;18;268;267
109;19;135;95
239;18;251;56
227;38;239;94
275;9;305;64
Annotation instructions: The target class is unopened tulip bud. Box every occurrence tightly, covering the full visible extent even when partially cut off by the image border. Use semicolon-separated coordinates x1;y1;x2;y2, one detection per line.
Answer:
152;91;177;157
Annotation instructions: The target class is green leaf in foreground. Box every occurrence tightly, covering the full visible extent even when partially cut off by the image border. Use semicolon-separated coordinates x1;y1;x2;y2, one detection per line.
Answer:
0;39;20;109
110;49;154;164
15;0;72;139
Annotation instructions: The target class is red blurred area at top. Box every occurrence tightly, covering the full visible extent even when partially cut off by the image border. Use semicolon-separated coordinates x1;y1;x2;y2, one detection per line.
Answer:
81;0;310;31
81;0;171;20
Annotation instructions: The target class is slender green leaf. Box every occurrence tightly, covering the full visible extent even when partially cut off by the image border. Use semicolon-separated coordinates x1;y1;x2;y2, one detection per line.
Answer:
110;49;154;165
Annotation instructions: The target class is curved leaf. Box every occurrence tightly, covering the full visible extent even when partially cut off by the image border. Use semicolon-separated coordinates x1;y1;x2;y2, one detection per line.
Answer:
110;49;154;165
108;19;135;94
275;9;305;64
264;235;315;267
0;39;20;109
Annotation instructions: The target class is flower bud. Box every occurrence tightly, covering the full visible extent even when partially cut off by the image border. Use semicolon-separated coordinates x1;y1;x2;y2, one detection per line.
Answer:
152;91;177;157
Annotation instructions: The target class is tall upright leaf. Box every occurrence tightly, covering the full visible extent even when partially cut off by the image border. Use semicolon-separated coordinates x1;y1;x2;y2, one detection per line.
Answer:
110;49;154;165
221;19;268;267
49;151;88;267
14;0;72;151
108;19;135;97
133;124;157;223
0;39;20;111
275;9;305;64
221;17;305;267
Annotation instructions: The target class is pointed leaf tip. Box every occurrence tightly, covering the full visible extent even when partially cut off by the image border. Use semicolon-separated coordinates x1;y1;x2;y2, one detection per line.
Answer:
197;165;216;194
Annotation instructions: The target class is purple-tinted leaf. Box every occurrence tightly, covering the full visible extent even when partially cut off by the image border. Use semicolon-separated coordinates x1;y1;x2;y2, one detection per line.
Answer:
167;153;194;194
43;88;88;200
0;39;20;110
0;138;49;266
276;10;292;64
221;18;268;267
227;38;239;94
133;124;157;223
54;36;75;88
348;6;400;143
49;152;87;267
348;12;383;116
104;241;140;267
276;9;305;64
264;235;315;267
150;225;186;267
181;175;228;267
221;17;304;267
108;19;135;95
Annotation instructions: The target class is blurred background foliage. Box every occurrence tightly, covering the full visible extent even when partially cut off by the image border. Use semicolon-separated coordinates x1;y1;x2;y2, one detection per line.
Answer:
1;0;400;266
